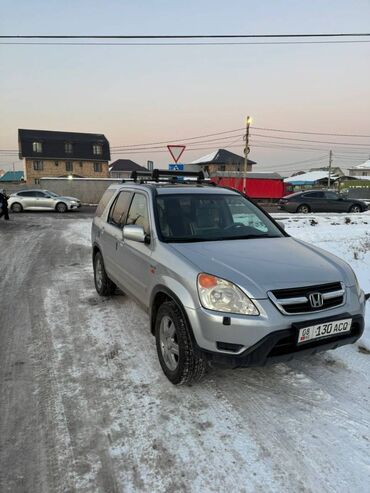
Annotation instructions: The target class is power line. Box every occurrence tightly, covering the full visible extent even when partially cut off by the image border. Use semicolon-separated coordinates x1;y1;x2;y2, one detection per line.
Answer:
2;33;370;39
251;132;370;147
253;126;370;138
2;40;370;46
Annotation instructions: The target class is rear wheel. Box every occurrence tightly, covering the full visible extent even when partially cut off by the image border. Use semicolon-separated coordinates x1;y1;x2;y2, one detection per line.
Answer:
349;204;361;213
155;301;206;385
297;204;310;214
11;202;23;213
93;251;116;296
56;202;68;213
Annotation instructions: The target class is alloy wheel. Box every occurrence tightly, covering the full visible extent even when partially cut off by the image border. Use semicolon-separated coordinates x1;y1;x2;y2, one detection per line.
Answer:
159;315;179;371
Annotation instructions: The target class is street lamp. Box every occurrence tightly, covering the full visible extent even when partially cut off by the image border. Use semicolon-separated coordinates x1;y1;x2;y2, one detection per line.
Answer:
243;116;252;194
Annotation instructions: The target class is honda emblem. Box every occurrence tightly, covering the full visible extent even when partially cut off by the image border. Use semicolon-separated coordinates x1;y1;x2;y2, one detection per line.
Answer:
308;292;324;308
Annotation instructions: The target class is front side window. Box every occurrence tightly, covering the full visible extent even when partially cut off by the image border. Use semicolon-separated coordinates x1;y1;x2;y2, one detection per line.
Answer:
32;141;42;153
94;162;102;173
33;160;43;171
108;191;133;227
65;162;73;172
155;193;283;242
324;192;338;200
126;194;150;234
65;142;73;154
93;144;102;155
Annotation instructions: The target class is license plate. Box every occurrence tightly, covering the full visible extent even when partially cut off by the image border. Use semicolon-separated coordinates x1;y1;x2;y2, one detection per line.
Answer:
297;318;352;345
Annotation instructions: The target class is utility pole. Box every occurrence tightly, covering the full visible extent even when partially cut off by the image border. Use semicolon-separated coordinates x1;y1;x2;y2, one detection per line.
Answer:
243;116;252;194
328;150;332;188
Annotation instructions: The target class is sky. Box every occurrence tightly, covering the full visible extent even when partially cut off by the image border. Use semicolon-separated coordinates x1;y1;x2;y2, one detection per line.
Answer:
1;0;370;175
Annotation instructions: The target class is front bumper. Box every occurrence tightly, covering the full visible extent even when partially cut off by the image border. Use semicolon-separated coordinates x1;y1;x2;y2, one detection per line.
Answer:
68;203;81;210
185;286;365;366
199;313;364;368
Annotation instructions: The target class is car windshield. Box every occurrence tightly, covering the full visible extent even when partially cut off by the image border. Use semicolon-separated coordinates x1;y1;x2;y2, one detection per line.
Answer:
156;193;284;242
45;190;59;197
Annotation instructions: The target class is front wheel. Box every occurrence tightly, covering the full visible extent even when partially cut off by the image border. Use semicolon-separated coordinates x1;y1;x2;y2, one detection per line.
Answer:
93;251;116;296
155;301;206;385
349;204;362;213
56;202;68;213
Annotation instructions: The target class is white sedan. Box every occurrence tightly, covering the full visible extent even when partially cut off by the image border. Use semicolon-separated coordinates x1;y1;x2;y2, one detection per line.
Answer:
8;189;81;213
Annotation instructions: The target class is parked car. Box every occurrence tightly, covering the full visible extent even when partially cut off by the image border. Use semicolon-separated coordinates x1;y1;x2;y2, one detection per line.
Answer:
91;172;366;385
278;190;368;213
8;189;81;213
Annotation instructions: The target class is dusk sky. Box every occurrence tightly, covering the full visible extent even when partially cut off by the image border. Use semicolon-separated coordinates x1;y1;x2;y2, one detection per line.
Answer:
1;0;370;174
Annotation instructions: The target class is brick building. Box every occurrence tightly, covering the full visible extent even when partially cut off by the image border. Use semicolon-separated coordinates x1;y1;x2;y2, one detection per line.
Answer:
18;129;110;184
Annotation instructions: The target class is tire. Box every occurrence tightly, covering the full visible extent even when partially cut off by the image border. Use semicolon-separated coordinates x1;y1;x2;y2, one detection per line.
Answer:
297;204;310;214
11;202;23;213
155;301;206;385
93;251;116;296
56;202;68;213
349;204;361;213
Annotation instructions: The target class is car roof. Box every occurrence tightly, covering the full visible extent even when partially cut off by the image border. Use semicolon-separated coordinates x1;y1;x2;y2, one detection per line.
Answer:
108;182;239;196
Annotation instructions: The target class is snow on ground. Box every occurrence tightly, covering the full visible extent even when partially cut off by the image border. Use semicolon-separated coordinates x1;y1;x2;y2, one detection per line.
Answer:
46;216;370;492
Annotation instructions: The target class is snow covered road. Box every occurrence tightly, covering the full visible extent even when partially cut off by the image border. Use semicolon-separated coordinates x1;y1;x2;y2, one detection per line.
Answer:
0;213;369;493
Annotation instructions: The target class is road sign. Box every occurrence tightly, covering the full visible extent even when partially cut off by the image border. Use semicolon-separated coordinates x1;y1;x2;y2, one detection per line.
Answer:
167;145;186;163
168;164;184;171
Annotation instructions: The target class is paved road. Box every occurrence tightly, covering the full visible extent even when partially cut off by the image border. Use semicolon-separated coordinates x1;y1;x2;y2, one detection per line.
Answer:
0;213;369;493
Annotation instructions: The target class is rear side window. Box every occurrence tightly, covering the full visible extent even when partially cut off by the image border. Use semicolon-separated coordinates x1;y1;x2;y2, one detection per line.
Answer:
95;189;115;217
17;191;37;197
108;191;133;227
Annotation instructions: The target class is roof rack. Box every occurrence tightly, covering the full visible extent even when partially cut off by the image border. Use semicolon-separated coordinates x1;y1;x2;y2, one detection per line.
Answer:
130;168;213;185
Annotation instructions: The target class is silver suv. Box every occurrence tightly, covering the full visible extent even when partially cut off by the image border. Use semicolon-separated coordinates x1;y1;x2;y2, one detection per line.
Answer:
91;171;366;385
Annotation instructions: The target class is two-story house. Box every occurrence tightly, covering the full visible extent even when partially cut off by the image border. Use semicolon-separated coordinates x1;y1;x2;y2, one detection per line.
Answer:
18;129;110;184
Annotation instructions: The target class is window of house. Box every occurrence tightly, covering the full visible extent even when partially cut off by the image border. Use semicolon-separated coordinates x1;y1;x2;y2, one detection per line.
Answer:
65;142;73;154
79;161;83;167
34;179;40;185
220;165;226;171
55;161;59;166
93;144;102;155
65;162;73;172
94;162;102;173
32;141;42;153
33;160;43;171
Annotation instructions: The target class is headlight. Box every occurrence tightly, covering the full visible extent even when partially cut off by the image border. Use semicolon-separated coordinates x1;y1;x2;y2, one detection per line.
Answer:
197;273;259;315
70;200;77;204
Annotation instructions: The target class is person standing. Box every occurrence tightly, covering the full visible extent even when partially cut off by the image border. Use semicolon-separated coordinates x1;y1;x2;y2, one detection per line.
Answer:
0;189;10;220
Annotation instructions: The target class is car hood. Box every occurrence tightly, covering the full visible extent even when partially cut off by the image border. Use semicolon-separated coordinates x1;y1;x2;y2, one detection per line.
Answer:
57;196;80;201
170;237;354;299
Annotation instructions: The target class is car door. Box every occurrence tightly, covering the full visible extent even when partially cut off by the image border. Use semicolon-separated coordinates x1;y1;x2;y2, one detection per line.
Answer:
99;190;133;282
301;191;324;212
323;191;343;212
116;192;153;305
34;191;55;209
19;190;39;209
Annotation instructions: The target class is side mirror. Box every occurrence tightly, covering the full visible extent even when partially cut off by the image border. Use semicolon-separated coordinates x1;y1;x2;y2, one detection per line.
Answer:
277;220;285;230
123;224;146;243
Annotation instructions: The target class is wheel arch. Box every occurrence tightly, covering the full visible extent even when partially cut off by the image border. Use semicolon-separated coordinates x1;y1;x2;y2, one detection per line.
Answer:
296;203;310;213
150;285;195;341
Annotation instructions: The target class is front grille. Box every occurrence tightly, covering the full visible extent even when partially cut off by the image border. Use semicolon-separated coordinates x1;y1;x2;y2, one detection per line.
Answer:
269;282;345;315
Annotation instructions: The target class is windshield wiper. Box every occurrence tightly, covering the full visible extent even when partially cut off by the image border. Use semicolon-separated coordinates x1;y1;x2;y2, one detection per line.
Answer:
219;234;281;240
